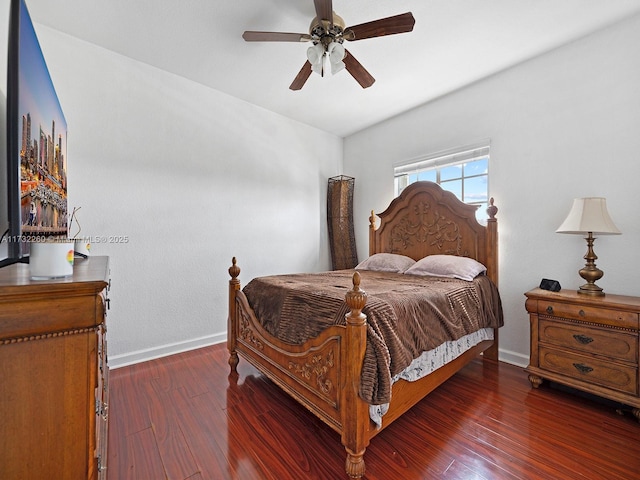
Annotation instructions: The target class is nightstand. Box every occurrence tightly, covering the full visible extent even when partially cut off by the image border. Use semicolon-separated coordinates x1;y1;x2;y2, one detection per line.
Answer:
525;288;640;421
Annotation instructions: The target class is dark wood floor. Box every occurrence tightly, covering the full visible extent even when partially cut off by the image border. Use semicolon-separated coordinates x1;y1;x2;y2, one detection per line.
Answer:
106;344;640;480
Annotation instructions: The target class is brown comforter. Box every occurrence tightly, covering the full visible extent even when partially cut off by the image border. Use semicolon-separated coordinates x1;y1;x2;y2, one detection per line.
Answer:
242;270;503;404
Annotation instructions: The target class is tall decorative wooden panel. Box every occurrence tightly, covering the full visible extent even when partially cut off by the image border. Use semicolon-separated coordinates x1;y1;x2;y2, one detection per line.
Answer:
327;175;358;270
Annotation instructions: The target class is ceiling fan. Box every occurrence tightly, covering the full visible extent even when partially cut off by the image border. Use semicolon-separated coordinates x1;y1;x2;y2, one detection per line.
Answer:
242;0;415;90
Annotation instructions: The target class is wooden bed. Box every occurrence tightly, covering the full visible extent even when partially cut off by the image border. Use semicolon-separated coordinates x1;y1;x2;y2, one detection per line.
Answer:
227;181;499;478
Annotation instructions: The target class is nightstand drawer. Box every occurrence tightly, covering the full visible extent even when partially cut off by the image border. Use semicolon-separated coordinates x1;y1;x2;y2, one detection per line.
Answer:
539;346;638;395
538;300;638;330
539;319;638;363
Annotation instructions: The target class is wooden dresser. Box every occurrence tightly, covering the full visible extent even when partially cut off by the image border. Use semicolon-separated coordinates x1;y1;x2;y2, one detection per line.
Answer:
0;256;110;479
525;288;640;421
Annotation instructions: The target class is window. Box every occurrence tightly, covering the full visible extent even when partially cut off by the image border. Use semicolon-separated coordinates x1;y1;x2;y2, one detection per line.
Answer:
394;142;490;223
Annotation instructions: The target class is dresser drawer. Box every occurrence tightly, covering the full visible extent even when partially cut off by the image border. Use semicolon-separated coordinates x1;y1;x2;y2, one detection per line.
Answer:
539;319;638;363
539;346;638;395
537;300;638;330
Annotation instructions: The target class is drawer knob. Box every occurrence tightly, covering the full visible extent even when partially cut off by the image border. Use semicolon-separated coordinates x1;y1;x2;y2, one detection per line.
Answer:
573;363;594;374
546;306;554;315
579;309;586;317
573;334;594;345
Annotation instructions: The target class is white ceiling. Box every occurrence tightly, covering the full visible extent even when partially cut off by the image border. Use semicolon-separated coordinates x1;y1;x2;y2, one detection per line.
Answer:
26;0;640;137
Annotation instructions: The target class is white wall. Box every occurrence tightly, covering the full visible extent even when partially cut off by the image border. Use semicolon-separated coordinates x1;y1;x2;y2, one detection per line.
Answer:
344;14;640;366
0;7;342;366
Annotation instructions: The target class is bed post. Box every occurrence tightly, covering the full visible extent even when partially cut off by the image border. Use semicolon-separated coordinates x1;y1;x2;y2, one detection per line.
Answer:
484;198;500;361
341;272;370;478
485;198;498;285
228;257;241;372
368;210;377;257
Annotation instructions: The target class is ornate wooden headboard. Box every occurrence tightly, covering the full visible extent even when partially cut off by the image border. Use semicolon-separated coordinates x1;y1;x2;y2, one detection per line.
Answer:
369;181;498;284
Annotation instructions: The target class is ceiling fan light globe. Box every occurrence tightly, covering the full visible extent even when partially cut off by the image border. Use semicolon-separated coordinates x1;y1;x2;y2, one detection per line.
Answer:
330;60;345;75
311;60;325;75
307;43;325;75
327;42;345;75
328;42;345;60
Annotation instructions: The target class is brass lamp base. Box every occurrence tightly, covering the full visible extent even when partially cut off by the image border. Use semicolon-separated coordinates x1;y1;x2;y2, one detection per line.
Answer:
577;233;605;296
578;281;604;296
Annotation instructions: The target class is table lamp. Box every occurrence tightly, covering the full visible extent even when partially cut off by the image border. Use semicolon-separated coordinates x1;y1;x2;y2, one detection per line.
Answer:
556;197;621;296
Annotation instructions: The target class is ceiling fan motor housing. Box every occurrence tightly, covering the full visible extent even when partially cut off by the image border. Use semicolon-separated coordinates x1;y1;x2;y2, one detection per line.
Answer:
310;12;347;48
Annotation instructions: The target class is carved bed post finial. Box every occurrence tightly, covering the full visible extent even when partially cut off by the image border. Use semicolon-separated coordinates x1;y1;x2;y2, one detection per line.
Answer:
228;257;241;372
229;256;241;281
487;197;498;220
345;272;367;318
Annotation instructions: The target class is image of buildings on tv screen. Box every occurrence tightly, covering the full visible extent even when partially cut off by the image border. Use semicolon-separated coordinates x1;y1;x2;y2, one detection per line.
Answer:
18;0;68;237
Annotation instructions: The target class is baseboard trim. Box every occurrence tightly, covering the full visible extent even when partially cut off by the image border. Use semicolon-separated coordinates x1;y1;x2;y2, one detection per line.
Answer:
108;332;227;369
109;333;529;371
498;348;529;368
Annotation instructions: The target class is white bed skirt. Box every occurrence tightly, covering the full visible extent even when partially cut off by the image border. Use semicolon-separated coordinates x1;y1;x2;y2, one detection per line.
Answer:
369;327;494;428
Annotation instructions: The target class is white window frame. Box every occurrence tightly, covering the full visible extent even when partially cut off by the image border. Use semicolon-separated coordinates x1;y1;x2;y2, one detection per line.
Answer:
394;141;490;222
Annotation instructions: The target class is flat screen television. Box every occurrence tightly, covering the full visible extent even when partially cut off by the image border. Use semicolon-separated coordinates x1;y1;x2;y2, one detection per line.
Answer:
1;0;68;267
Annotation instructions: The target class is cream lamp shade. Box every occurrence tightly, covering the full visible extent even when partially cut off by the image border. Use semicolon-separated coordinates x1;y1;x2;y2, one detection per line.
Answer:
556;197;620;296
556;197;621;235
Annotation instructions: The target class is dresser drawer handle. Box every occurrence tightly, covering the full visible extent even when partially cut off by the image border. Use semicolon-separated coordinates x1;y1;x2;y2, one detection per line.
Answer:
546;306;553;315
578;309;586;317
573;334;594;345
573;363;594;374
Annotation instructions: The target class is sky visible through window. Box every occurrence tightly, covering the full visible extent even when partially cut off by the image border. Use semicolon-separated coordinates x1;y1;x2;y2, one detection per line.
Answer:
395;156;489;223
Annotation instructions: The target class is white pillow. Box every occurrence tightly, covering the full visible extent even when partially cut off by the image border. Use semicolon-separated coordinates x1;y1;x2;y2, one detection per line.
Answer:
404;254;486;281
355;253;416;273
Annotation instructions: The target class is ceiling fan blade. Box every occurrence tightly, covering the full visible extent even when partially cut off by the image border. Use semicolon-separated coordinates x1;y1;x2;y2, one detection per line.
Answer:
243;31;311;42
313;0;333;23
344;12;415;41
343;50;375;89
290;61;313;90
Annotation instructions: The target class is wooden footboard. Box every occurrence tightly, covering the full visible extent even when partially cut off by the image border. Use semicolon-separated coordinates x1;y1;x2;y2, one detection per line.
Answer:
228;258;371;478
